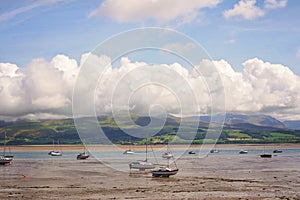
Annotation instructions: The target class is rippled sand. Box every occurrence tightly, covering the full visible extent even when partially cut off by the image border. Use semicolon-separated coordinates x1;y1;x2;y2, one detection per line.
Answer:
0;147;300;199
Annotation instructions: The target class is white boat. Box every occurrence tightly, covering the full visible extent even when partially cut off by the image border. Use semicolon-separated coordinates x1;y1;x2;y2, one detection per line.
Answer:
239;150;248;154
162;152;174;159
273;149;282;153
48;151;62;156
123;149;135;154
1;132;13;165
129;140;155;171
48;140;62;156
129;160;156;170
0;156;12;165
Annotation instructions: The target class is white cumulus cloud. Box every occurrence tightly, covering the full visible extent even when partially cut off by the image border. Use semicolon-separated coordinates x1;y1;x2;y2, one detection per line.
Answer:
0;54;299;120
264;0;287;9
89;0;221;24
223;0;265;20
224;0;287;20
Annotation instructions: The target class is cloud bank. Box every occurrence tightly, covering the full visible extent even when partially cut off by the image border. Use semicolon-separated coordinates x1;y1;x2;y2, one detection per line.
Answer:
0;53;299;121
89;0;221;24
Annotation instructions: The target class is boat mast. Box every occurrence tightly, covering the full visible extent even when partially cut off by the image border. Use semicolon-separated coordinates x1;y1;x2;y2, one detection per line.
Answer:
145;137;148;162
3;131;7;156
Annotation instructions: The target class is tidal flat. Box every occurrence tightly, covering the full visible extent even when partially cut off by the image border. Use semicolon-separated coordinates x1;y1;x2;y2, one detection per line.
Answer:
0;144;300;199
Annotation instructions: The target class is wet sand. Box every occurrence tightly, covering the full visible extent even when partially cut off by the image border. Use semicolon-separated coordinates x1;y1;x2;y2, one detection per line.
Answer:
1;145;300;199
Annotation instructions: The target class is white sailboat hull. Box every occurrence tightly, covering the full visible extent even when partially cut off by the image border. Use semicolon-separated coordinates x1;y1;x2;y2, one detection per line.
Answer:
49;151;62;156
129;160;156;170
0;156;12;165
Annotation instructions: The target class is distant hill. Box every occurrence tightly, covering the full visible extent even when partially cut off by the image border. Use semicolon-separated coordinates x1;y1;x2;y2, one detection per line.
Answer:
0;114;299;145
200;113;286;129
283;120;300;130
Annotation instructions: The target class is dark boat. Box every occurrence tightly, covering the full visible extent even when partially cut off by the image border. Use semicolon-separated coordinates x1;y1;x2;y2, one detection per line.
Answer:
260;154;272;158
77;145;89;160
77;152;89;160
260;144;272;158
151;142;178;178
188;151;196;154
210;149;219;153
273;149;282;153
151;167;179;177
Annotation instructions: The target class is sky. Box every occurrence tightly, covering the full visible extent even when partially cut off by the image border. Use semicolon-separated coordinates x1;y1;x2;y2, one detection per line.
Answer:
0;0;300;121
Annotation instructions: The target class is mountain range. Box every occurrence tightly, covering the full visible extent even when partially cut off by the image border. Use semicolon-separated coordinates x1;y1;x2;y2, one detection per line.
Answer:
0;113;299;145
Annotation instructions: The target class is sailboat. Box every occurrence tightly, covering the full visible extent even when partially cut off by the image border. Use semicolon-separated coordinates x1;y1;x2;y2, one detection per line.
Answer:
239;150;248;154
162;152;174;159
48;139;62;156
162;141;174;159
77;145;89;160
123;149;135;154
129;139;156;171
1;132;13;165
151;142;179;177
260;144;272;158
273;149;282;153
210;149;219;153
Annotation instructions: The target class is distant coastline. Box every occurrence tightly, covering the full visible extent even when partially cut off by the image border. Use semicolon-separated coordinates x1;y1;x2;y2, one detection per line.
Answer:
6;143;300;151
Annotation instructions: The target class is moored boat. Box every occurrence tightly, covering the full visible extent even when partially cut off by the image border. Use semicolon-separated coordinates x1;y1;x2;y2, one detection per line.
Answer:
129;160;156;171
188;151;196;154
260;154;272;158
210;149;219;153
1;132;13;165
0;156;12;165
152;142;178;178
77;152;89;160
151;167;179;177
273;149;282;153
48;140;62;156
129;139;155;171
239;150;248;154
48;150;62;156
77;146;89;160
162;152;173;159
123;149;134;154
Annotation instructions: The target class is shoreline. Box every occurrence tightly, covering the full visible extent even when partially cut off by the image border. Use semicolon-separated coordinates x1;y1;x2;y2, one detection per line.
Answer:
4;143;300;151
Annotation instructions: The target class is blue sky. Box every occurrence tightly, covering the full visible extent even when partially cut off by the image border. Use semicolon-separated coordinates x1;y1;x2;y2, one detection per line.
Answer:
0;0;299;74
1;0;300;120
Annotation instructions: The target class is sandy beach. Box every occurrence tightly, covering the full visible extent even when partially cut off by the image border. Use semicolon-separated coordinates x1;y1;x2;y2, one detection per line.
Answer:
1;144;300;199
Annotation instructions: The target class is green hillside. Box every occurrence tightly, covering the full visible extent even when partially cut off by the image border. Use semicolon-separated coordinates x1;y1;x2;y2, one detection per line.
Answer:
0;116;299;145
